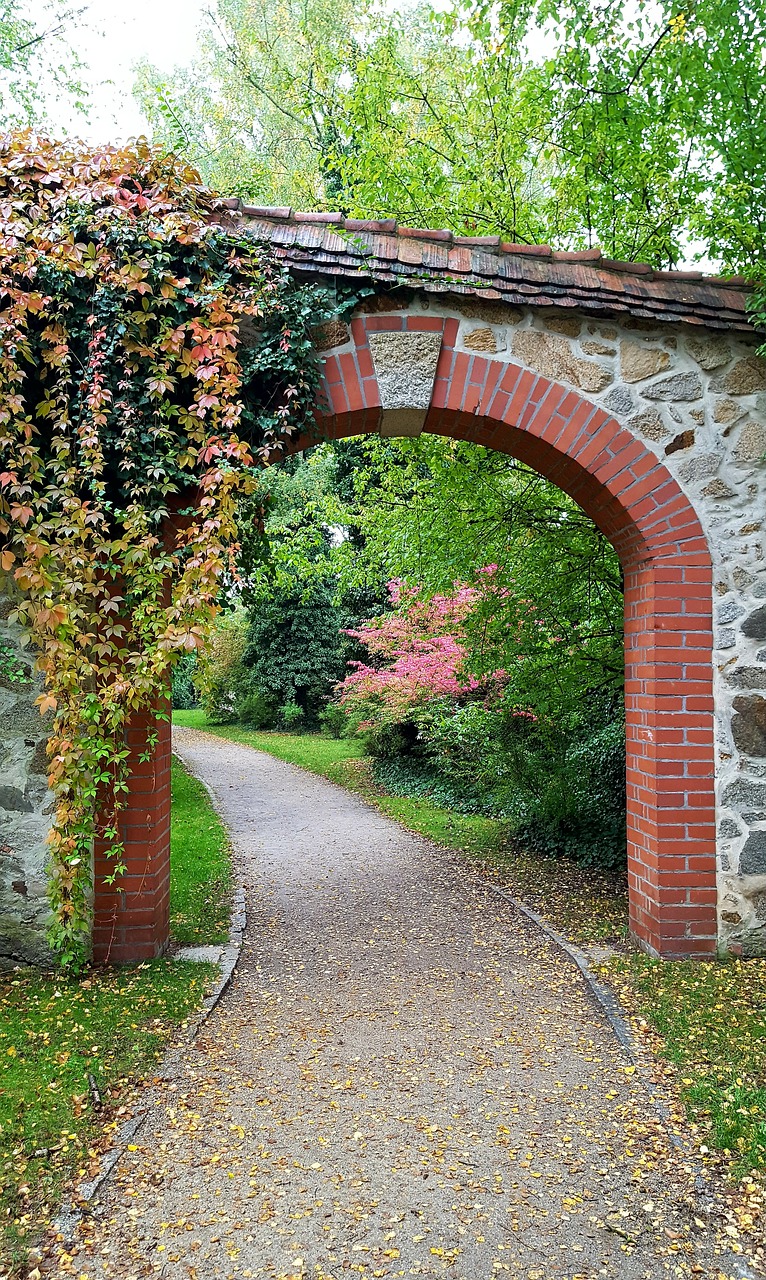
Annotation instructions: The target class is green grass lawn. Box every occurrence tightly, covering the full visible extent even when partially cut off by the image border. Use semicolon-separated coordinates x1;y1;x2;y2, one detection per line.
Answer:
0;749;231;1276
611;954;766;1177
171;756;231;945
0;961;215;1274
178;713;766;1184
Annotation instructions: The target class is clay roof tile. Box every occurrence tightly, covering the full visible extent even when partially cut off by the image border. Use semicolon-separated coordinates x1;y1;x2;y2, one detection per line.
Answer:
552;248;603;263
294;210;343;224
242;204;291;220
229;207;754;333
398;225;453;243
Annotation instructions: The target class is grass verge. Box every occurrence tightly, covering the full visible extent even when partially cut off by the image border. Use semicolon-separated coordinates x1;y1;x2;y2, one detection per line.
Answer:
0;747;231;1276
171;755;231;945
0;961;215;1276
173;708;364;776
178;713;766;1184
609;954;766;1177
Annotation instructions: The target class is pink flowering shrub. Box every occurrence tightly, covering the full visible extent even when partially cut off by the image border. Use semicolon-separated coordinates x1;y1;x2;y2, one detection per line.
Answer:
335;576;507;727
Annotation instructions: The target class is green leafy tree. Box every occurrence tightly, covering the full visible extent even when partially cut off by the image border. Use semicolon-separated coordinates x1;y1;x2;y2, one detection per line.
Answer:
134;0;367;207
137;0;766;271
243;571;344;726
331;435;627;866
0;1;87;127
335;435;623;708
230;447;379;728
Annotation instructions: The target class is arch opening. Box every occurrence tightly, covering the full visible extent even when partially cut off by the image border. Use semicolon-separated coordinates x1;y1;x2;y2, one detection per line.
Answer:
92;307;717;962
307;311;717;958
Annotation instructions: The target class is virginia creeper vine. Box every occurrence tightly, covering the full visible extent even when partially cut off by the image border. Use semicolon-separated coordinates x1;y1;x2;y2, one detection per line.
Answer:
0;133;329;967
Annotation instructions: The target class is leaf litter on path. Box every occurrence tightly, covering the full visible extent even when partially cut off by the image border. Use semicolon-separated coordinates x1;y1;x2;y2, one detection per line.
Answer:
42;730;764;1280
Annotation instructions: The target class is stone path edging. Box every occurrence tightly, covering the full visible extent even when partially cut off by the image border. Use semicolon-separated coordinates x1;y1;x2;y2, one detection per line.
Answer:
413;838;761;1279
52;757;248;1242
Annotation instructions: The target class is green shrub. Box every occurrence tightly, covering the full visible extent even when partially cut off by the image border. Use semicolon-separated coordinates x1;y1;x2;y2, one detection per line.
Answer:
367;694;627;871
373;755;497;816
171;652;198;710
236;684;277;728
513;721;626;870
196;610;249;723
244;575;346;727
319;703;348;738
279;700;305;731
363;719;419;759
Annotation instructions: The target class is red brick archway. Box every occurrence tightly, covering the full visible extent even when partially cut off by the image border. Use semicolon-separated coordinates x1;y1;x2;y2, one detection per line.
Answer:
93;310;717;963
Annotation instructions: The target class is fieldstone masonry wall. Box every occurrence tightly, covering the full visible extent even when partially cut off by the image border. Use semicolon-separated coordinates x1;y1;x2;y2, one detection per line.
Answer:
471;301;766;955
0;575;53;968
1;285;765;962
316;293;766;955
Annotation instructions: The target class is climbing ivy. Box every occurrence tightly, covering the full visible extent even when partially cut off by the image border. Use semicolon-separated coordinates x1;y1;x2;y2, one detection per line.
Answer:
0;133;330;967
0;636;28;684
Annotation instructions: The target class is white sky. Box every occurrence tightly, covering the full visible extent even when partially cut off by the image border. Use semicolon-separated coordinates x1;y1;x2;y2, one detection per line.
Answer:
28;0;208;142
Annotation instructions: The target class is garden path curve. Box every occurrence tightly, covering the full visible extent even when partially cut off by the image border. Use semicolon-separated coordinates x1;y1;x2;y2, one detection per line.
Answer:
56;728;752;1280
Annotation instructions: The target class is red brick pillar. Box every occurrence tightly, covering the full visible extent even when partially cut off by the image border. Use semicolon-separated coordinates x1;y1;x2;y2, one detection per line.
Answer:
624;558;718;957
92;706;172;965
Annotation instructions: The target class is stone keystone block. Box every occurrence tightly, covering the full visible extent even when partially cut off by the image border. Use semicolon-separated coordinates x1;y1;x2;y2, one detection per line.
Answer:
368;331;443;437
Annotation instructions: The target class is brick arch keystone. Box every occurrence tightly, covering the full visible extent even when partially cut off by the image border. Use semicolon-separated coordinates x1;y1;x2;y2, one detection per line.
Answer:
93;310;717;963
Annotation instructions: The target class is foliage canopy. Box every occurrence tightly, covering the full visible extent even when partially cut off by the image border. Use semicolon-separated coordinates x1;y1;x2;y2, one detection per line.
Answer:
139;0;766;272
0;133;328;964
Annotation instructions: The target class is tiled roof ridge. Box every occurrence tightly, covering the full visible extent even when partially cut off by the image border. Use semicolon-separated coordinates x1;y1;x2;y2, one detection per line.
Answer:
217;199;753;332
220;199;749;291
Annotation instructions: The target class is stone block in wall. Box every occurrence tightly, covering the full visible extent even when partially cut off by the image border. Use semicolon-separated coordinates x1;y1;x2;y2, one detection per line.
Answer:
742;606;766;641
740;830;766;875
0;583;53;969
620;341;670;382
642;371;703;402
720;356;766;396
686;336;732;370
511;329;612;393
732;695;766;756
732;421;766;465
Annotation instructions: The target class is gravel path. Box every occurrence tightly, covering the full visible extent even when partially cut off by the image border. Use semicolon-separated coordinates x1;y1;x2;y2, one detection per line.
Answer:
54;728;749;1280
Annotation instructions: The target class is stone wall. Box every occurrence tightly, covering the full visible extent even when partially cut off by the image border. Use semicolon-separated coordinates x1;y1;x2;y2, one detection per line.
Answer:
456;301;766;952
0;577;53;968
1;295;765;961
323;294;766;954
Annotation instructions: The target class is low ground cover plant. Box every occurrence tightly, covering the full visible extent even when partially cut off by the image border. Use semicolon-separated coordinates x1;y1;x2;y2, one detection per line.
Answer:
0;754;231;1276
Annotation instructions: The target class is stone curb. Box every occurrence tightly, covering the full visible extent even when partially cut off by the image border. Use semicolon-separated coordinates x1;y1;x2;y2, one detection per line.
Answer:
476;878;701;1159
51;752;247;1241
477;876;763;1279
